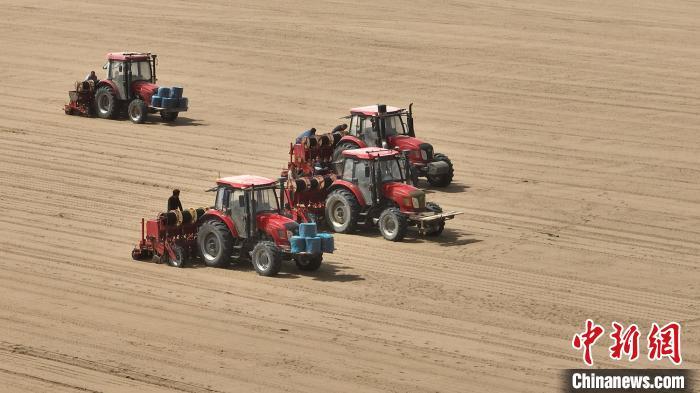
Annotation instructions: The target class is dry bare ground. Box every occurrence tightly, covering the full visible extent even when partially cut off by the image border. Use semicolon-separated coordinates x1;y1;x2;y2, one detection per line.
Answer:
0;0;698;392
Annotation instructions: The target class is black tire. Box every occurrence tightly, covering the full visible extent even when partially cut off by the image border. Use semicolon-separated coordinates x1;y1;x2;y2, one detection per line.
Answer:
426;220;445;236
95;86;118;119
378;207;408;241
295;254;323;271
325;188;361;233
427;153;454;187
131;248;149;261
251;241;282;276
167;244;187;268
426;202;443;213
160;110;178;122
425;202;445;236
332;142;359;173
128;98;148;124
197;220;234;267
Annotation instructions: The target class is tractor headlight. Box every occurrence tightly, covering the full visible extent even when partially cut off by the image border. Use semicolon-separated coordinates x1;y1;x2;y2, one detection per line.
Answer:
420;149;428;160
411;195;425;210
287;230;294;239
277;229;287;239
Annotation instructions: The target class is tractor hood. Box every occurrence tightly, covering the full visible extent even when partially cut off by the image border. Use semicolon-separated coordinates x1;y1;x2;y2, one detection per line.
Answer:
256;212;298;245
381;182;425;212
131;80;159;103
387;135;426;152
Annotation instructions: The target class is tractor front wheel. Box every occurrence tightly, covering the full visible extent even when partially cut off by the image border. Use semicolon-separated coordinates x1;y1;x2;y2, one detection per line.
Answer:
251;241;282;276
197;220;233;267
167;244;187;268
325;189;360;233
378;207;408;241
295;254;323;271
128;99;148;124
95;87;118;119
160;110;178;122
426;153;454;187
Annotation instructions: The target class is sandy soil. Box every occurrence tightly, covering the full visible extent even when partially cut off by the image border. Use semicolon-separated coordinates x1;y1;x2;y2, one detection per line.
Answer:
0;0;698;392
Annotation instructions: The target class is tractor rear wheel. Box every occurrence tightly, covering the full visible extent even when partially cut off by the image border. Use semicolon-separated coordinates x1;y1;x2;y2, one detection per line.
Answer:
128;99;148;124
197;220;233;267
95;86;118;119
251;241;282;276
378;207;408;241
332;142;359;173
427;153;454;187
160;110;178;122
325;189;360;233
295;254;323;271
167;244;187;268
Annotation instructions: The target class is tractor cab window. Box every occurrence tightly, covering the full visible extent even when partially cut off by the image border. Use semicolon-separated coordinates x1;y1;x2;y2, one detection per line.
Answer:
342;158;354;180
382;115;406;137
252;188;280;213
354;160;373;204
215;186;231;210
109;62;124;80
376;158;404;183
349;116;361;137
228;189;247;237
360;117;378;146
130;61;152;81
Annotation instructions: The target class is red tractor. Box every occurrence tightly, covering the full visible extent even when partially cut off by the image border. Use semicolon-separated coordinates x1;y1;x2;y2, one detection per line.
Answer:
132;175;333;276
333;104;454;187
66;52;188;124
283;134;462;241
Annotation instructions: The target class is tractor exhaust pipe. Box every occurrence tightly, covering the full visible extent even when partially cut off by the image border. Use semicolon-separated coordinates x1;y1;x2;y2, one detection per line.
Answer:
407;102;415;137
377;104;387;147
278;177;286;211
151;54;157;83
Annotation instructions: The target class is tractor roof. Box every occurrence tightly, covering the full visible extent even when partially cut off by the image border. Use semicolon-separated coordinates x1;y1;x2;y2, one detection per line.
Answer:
350;105;404;116
342;147;400;160
106;52;152;61
217;175;276;189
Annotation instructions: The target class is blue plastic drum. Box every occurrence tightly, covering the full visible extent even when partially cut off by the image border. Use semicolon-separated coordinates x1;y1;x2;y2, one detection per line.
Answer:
305;237;322;254
290;236;306;254
157;87;171;98
151;96;162;107
170;86;183;99
179;97;188;109
318;232;334;253
161;97;176;109
299;222;318;238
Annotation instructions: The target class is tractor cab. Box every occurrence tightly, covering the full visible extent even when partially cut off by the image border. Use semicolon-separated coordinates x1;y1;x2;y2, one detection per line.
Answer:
338;147;417;209
212;175;289;239
102;52;157;101
347;105;414;147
